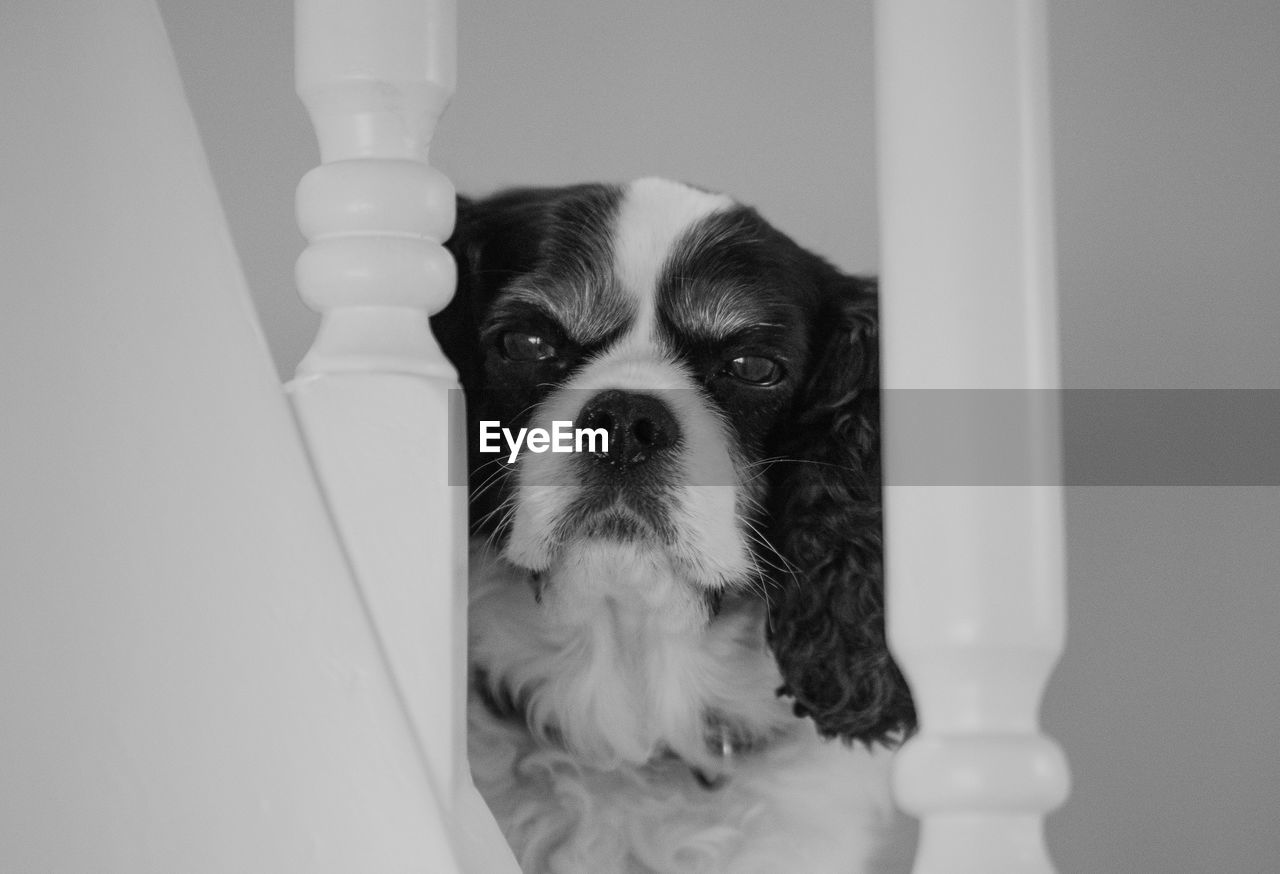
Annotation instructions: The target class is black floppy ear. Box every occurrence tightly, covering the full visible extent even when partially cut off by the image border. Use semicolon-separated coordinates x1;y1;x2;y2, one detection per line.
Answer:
433;190;552;393
765;272;916;746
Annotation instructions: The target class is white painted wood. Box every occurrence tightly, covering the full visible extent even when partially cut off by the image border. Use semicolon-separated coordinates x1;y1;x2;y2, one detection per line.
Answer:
875;1;1070;872
287;1;519;871
0;1;466;870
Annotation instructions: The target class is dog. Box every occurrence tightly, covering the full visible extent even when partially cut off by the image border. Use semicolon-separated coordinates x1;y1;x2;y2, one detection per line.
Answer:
432;177;916;873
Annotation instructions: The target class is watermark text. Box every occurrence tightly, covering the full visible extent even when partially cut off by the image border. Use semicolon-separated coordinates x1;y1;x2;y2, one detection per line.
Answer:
479;420;609;463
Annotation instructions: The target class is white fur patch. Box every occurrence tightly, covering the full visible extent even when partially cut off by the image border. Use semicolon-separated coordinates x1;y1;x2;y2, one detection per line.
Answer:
468;544;914;873
612;177;734;339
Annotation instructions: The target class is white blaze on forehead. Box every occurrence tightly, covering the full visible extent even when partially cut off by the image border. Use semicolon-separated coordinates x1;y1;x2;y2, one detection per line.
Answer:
612;178;734;334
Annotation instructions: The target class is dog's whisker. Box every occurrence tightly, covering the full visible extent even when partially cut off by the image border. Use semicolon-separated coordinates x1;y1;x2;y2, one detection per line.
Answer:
739;455;862;476
741;534;795;581
472;463;514;501
474;493;519;549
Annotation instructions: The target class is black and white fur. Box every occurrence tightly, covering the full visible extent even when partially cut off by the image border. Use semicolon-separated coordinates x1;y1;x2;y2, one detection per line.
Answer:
433;178;916;873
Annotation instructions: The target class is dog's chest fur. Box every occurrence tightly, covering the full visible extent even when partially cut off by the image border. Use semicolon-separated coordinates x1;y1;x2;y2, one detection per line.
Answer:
466;544;907;874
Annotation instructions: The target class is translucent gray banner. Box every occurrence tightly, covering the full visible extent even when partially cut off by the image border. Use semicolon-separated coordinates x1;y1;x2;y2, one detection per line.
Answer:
446;389;1280;486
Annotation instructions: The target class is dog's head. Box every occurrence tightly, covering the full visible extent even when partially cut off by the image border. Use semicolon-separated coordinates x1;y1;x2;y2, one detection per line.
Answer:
434;178;913;745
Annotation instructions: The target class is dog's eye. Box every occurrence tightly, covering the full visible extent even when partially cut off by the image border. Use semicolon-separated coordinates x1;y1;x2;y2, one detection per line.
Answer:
724;355;782;386
501;332;558;362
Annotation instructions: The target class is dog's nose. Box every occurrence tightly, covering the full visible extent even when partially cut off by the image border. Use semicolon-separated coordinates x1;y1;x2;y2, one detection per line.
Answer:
577;390;681;468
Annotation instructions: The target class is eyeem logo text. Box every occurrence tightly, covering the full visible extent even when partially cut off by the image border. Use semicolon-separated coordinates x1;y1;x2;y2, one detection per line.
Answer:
480;420;609;463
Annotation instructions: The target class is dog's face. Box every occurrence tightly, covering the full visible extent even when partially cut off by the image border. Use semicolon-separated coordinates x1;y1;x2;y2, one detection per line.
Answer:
436;178;913;745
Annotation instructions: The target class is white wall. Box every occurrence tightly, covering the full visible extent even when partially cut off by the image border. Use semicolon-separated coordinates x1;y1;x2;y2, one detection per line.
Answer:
1045;4;1280;871
157;1;1280;870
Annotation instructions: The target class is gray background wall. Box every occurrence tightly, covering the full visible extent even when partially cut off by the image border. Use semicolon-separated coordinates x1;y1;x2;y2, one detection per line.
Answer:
158;1;1280;870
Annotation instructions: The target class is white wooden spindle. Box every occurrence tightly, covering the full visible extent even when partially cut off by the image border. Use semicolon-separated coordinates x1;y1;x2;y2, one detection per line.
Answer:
287;2;518;871
876;2;1070;872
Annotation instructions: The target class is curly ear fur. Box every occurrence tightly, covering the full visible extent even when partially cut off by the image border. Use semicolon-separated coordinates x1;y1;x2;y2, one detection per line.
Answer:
765;273;916;745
